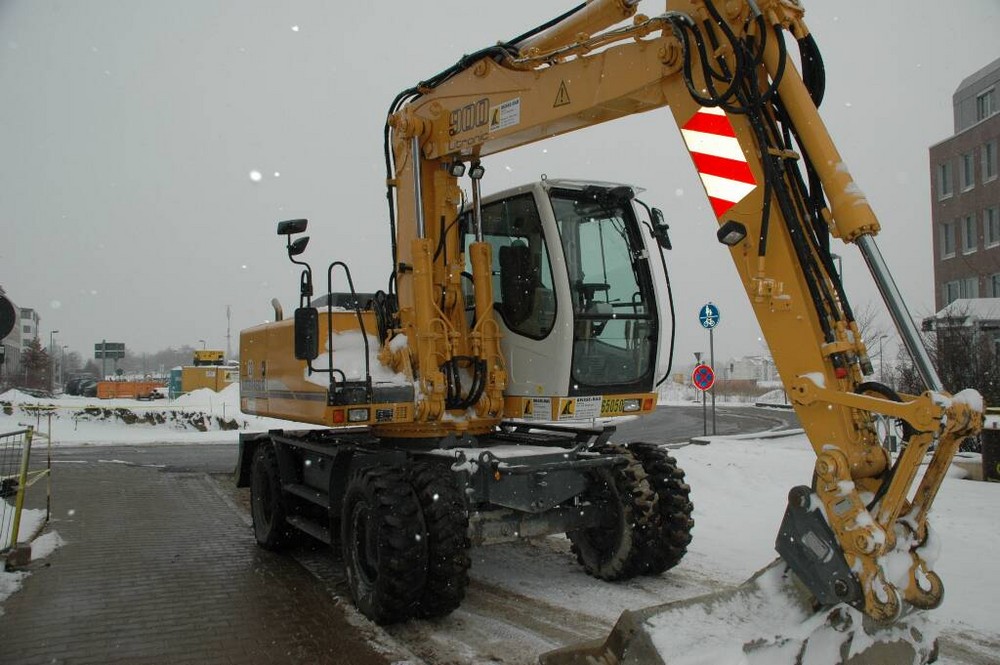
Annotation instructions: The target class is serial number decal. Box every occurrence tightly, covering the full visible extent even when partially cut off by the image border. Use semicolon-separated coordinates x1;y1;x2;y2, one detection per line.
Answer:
600;398;626;416
449;98;490;136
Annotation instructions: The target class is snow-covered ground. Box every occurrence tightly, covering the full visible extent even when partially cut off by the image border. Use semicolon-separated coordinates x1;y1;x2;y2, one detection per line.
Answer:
0;386;997;663
0;506;64;615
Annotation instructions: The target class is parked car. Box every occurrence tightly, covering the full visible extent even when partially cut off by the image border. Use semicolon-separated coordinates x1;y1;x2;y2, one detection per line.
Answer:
64;375;97;396
78;379;99;397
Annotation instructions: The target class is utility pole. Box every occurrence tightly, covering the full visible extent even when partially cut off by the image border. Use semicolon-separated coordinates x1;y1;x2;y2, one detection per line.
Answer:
226;305;232;361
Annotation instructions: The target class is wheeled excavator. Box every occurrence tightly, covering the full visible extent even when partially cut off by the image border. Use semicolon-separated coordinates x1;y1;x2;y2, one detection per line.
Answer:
236;1;984;662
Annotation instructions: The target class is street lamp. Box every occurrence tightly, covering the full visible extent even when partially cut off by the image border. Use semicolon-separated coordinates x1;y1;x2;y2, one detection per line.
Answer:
198;339;206;350
831;253;843;280
878;335;889;385
49;330;59;389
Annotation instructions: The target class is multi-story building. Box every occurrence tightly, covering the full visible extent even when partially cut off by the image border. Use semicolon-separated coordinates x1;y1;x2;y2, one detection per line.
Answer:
929;57;1000;309
19;307;39;351
723;355;778;382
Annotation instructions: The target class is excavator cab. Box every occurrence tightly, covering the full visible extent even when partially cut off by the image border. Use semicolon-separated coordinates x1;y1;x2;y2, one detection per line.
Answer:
462;179;669;404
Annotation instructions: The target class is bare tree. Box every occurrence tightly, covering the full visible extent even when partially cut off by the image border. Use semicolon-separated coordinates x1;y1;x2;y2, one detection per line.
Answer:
852;300;893;383
894;303;999;406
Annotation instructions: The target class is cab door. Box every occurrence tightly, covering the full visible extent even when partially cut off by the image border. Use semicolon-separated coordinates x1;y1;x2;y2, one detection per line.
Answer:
463;182;574;399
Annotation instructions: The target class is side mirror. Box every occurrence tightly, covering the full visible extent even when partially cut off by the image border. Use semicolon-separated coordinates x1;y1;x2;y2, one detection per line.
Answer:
288;236;310;257
650;208;672;250
277;218;308;236
294;307;319;360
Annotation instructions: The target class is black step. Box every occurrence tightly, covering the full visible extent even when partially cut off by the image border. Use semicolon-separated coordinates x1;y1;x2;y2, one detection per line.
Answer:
283;482;331;508
286;515;332;545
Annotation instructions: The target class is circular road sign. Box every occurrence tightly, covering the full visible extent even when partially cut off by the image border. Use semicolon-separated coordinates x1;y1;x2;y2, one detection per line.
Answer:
692;363;716;391
699;303;720;329
0;296;15;339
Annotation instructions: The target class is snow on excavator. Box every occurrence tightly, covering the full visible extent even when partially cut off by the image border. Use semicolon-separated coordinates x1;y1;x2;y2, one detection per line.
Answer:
235;1;984;663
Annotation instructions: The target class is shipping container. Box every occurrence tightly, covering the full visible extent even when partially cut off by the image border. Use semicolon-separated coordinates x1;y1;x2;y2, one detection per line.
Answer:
96;380;165;400
181;365;237;393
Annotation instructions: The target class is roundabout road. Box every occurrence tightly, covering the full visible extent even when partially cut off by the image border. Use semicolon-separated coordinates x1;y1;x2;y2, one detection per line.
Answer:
613;403;800;444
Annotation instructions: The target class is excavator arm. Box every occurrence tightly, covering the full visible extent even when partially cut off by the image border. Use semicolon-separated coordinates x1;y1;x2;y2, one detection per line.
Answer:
384;0;984;625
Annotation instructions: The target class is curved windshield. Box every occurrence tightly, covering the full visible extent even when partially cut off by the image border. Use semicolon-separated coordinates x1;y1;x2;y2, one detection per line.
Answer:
551;189;656;391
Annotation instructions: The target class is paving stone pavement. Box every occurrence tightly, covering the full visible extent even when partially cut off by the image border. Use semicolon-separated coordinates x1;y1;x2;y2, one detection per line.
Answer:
0;461;403;665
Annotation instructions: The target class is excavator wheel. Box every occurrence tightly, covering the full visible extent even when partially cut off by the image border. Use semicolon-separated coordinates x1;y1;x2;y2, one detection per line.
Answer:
410;461;471;619
630;443;695;575
568;444;657;580
250;443;296;551
341;467;427;624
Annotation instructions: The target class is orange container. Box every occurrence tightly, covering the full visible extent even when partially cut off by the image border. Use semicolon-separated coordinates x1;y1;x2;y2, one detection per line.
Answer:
96;380;165;399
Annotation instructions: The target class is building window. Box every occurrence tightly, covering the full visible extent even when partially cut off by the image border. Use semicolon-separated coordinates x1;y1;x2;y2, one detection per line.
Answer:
940;221;956;258
961;152;975;191
984;140;998;182
936;161;953;199
22;325;30;334
944;281;960;305
990;273;1000;297
977;88;997;122
961;277;979;299
961;214;977;254
986;206;1000;248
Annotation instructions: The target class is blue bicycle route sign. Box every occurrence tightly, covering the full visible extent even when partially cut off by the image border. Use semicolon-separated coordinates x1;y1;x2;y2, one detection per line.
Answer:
699;303;720;329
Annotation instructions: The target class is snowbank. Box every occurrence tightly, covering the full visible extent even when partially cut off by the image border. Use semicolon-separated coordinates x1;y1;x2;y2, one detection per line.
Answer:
0;382;300;446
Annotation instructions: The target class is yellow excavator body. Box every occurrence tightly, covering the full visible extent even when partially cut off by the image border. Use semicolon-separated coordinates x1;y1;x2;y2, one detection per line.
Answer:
237;2;984;660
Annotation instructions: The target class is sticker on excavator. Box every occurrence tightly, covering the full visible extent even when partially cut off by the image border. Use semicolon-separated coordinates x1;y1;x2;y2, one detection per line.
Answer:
553;81;571;107
680;106;758;218
519;396;552;421
558;395;601;420
489;98;520;132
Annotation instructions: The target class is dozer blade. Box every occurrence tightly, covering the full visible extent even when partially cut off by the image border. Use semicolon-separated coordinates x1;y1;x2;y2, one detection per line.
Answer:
539;560;937;665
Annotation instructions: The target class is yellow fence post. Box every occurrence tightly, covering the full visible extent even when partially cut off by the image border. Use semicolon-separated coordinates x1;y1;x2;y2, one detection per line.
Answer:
8;426;34;551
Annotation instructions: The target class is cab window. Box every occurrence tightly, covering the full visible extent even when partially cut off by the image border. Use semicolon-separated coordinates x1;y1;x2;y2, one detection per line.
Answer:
464;194;556;339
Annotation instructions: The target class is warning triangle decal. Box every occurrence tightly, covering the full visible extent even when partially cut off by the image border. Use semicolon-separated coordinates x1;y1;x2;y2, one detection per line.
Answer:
554;81;571;107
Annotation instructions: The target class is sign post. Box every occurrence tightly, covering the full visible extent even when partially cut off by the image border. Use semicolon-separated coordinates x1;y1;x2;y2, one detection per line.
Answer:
698;303;720;434
95;341;126;379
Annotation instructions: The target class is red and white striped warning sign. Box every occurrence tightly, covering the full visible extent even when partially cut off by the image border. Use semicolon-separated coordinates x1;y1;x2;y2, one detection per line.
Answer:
680;107;757;218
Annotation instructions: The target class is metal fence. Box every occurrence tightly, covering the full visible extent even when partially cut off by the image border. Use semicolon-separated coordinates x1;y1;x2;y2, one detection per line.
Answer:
1;423;51;557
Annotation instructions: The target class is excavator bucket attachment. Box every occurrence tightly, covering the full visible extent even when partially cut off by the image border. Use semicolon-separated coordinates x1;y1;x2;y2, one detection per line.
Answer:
539;561;937;665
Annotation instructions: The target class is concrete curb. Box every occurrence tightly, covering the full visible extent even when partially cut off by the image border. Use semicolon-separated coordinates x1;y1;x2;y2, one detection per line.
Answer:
690;427;805;445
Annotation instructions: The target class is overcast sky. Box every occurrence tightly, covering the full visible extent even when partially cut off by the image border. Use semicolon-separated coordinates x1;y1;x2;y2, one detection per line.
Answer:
2;1;998;370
